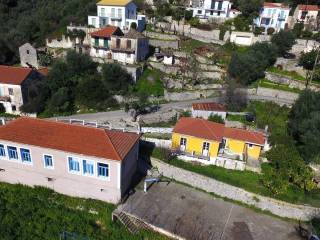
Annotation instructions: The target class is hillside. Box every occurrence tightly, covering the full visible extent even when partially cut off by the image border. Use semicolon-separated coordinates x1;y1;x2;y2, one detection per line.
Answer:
0;0;97;64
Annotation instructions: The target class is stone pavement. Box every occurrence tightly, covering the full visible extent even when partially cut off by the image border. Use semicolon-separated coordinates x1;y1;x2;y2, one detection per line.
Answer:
119;181;300;240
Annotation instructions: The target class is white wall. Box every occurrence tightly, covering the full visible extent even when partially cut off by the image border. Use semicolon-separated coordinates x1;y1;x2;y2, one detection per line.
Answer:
0;84;23;114
192;110;227;120
255;7;290;32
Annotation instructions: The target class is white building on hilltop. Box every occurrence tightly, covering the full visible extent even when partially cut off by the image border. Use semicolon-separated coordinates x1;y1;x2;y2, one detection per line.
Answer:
254;2;290;33
88;0;146;32
188;0;234;20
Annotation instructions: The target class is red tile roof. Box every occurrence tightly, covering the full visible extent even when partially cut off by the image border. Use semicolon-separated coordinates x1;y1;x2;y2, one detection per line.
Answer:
37;68;49;76
192;102;227;112
173;117;265;146
0;118;140;161
0;65;33;85
90;26;121;38
263;2;289;9
173;118;225;142
298;4;320;11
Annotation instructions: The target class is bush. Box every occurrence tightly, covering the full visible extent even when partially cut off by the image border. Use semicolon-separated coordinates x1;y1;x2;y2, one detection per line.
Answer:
267;27;275;35
271;30;296;56
184;10;193;21
130;22;137;30
188;17;200;27
254;27;265;35
293;23;304;38
208;114;225;124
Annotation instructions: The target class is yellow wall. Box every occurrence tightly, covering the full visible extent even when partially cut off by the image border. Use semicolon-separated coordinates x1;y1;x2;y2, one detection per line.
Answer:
246;144;262;159
226;138;262;160
172;133;220;158
226;139;245;155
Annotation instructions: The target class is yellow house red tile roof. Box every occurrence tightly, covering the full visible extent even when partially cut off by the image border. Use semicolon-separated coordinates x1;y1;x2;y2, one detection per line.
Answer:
0;117;140;161
173;117;265;145
97;0;132;6
0;65;33;85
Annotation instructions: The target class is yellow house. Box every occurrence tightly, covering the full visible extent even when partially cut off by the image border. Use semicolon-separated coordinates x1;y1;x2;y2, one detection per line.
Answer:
172;118;266;162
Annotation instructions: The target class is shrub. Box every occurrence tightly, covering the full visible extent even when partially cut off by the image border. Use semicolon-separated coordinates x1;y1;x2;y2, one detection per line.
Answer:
188;17;200;27
130;22;137;29
208;114;225;124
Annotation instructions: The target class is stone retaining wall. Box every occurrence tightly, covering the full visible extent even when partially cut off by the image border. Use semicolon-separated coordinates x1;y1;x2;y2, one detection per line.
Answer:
256;87;299;103
145;31;179;40
149;39;179;50
151;158;320;220
164;89;222;102
265;72;320;92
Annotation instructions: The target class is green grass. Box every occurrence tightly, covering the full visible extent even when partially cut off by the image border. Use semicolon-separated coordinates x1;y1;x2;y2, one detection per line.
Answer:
181;39;208;52
135;68;164;97
0;182;166;240
267;66;306;82
258;78;301;93
226;114;247;123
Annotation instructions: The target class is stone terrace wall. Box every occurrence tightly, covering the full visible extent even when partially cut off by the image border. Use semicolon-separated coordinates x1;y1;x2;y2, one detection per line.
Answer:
265;72;320;92
151;158;320;220
149;39;180;49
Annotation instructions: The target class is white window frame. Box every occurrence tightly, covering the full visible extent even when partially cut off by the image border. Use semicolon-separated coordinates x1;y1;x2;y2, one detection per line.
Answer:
43;154;54;169
7;146;19;161
67;156;81;175
19;147;32;165
97;162;110;181
0;144;6;159
82;159;95;177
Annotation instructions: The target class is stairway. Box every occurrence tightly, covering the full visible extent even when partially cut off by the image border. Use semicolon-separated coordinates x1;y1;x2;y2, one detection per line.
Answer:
112;209;150;234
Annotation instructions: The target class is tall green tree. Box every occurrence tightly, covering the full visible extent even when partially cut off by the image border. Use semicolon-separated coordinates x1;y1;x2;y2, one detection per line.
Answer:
271;30;296;56
288;90;320;163
101;63;133;95
237;0;263;20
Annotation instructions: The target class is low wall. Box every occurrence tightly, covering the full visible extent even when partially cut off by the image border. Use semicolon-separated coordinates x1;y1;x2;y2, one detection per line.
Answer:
149;39;179;49
141;127;173;134
256;87;299;103
164;89;222;102
265;72;320;92
144;138;172;149
145;31;179;40
151;158;320;220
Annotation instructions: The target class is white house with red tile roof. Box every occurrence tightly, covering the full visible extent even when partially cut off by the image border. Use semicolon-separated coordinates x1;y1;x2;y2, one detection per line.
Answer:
293;4;320;30
0;117;141;203
89;26;124;59
254;2;290;33
0;66;45;114
88;0;146;32
191;102;227;120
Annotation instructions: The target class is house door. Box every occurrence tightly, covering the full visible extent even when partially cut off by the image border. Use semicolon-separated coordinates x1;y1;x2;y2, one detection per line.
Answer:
202;142;210;157
180;138;187;151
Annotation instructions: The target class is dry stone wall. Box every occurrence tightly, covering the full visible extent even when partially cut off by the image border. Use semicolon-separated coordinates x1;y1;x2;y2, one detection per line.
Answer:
151;158;320;220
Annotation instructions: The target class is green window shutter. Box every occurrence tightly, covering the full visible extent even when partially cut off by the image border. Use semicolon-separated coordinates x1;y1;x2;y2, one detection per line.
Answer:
104;39;108;48
95;38;99;46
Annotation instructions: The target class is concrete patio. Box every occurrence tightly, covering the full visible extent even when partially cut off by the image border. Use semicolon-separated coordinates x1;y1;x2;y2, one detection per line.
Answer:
118;181;300;240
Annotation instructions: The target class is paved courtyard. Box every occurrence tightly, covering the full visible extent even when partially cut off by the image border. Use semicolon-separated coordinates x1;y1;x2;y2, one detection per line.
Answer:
120;181;301;240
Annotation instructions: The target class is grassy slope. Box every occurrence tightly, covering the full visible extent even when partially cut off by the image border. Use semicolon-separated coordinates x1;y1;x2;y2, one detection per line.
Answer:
0;182;166;240
135;68;164;97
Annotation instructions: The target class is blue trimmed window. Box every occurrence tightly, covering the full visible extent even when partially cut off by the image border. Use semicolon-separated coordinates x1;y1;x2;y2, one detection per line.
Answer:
0;144;5;157
83;160;94;176
20;148;31;163
8;146;18;160
68;157;80;172
44;155;53;168
97;163;109;178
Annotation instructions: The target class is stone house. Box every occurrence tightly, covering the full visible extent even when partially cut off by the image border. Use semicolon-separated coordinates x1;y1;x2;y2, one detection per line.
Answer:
88;0;146;32
90;26;124;59
0;66;46;114
0;117;141;203
292;4;320;30
110;28;149;64
19;43;39;69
